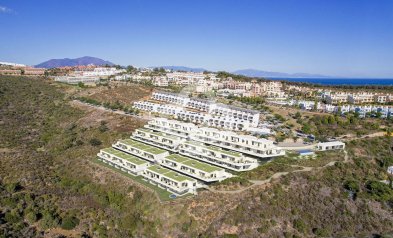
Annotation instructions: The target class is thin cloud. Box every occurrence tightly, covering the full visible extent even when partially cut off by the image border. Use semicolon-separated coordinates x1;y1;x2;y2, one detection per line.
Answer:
0;5;12;13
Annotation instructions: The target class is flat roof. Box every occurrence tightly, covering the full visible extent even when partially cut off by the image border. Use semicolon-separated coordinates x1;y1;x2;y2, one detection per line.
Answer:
317;141;345;146
184;141;242;157
137;128;179;140
165;154;223;173
147;165;194;182
118;139;167;155
101;147;148;165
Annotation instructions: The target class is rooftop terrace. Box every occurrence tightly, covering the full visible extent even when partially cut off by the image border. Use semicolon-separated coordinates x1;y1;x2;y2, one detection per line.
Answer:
137;128;180;140
118;139;167;155
102;147;148;165
147;165;194;182
184;141;242;158
165;154;223;173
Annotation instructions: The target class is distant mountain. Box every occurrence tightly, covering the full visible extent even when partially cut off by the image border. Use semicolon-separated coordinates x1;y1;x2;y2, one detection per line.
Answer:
155;66;207;72
35;56;114;68
233;69;330;78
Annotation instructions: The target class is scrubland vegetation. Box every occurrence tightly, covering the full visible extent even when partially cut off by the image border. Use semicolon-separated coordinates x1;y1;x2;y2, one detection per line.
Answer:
0;76;392;237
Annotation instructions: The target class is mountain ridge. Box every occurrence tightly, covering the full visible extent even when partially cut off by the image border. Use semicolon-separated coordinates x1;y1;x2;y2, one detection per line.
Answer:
35;56;114;68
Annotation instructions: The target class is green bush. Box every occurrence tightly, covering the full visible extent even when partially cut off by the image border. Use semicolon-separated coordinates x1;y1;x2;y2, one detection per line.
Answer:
25;211;38;224
89;138;102;146
61;216;80;230
293;219;307;233
365;180;393;202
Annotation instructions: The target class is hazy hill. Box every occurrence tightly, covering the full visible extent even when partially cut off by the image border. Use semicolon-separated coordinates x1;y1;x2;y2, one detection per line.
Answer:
35;56;114;68
233;69;329;78
155;66;207;72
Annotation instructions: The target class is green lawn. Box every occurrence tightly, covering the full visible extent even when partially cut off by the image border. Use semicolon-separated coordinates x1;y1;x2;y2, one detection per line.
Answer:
92;158;186;202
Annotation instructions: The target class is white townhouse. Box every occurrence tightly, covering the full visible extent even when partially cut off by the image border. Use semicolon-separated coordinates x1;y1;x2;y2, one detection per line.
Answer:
166;71;208;84
161;154;232;182
142;165;197;195
151;91;261;127
374;94;391;104
348;93;375;104
134;101;254;131
145;118;199;139
152;91;190;106
113;139;169;163
186;98;215;112
97;147;149;175
204;116;251;131
324;92;349;104
54;76;100;84
152;77;169;87
179;141;259;171
191;127;285;159
316;141;345;151
132;128;185;151
212;104;260;127
77;67;126;77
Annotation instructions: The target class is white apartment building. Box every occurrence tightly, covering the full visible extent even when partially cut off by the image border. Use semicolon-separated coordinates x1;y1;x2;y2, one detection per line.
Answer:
152;91;190;106
179;141;259;171
76;67;126;77
97;147;149;175
132;128;185;151
133;101;254;131
142;165;197;195
324;92;349;104
153;77;169;87
186;98;215;112
191;127;285;158
145;118;199;139
113;139;169;163
162;154;232;182
212;104;260;127
204;116;251;131
53;75;100;84
374;94;391;104
150;91;261;127
316;141;345;151
348;93;375;104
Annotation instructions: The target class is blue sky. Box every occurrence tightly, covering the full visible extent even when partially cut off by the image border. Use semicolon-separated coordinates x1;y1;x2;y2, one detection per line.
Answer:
0;0;393;77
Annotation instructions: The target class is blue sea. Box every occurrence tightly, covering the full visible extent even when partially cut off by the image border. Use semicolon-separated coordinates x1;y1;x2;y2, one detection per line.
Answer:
270;77;393;86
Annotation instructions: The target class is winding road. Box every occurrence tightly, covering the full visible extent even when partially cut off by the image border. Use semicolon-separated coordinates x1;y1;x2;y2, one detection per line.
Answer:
206;150;349;194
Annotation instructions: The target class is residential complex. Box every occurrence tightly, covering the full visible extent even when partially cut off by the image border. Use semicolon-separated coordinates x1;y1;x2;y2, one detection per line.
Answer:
132;128;185;151
142;165;197;195
113;139;169;163
322;91;392;105
179;141;259;171
97;147;149;175
162;154;231;182
135;91;261;130
191;127;285;158
144;118;284;158
96;116;287;195
270;99;393;118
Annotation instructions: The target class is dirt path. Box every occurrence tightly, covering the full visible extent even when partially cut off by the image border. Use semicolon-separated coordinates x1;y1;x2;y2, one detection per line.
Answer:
71;100;149;120
207;150;349;194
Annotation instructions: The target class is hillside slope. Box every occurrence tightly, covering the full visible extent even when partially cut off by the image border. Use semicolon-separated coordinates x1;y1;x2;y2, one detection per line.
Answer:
0;76;392;237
